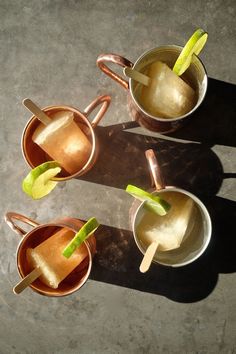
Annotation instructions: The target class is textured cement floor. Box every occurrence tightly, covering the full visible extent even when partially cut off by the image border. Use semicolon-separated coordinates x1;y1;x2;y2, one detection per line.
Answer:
0;1;236;353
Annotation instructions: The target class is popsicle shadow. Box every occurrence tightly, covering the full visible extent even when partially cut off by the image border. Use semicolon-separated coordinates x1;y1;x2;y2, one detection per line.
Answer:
78;121;224;196
90;195;236;303
168;77;236;147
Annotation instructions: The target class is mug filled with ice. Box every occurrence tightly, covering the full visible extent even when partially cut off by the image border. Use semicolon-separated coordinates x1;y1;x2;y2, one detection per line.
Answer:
97;29;208;133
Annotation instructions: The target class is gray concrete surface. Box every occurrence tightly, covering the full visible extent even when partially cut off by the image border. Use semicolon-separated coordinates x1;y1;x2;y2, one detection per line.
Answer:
0;0;236;353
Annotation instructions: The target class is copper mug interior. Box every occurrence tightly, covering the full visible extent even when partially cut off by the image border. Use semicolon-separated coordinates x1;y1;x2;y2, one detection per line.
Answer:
5;212;96;297
132;150;212;267
21;95;111;181
97;47;207;133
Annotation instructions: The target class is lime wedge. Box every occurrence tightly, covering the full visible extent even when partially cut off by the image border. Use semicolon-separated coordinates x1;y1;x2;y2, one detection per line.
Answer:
22;161;61;199
62;217;99;258
125;184;171;216
173;28;208;76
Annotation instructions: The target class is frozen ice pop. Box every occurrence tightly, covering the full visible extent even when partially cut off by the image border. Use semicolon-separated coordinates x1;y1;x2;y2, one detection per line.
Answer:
32;111;92;174
26;228;88;289
140;61;196;118
137;192;195;252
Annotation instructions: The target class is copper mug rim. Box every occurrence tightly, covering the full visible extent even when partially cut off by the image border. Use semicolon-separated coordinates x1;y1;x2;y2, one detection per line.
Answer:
21;95;111;181
132;149;212;267
5;212;95;297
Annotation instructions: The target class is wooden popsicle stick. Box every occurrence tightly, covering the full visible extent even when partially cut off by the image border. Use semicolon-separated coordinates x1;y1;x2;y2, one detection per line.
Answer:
139;242;159;273
23;98;51;126
13;267;42;295
123;67;150;86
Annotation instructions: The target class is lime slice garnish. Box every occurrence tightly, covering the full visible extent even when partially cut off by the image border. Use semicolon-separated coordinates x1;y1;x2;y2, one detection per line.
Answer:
125;184;171;216
62;217;99;258
22;161;61;199
173;28;208;76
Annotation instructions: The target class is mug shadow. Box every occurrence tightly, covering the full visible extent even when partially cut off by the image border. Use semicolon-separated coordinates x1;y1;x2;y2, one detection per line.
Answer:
90;195;236;303
77;79;235;302
168;77;236;147
78;121;225;196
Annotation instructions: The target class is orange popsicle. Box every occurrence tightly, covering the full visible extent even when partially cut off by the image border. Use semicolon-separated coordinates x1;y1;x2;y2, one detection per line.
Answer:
32;111;91;174
27;228;88;289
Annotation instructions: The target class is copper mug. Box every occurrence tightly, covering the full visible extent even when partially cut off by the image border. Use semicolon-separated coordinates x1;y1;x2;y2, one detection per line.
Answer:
132;149;212;267
97;47;207;133
22;95;111;180
5;212;96;296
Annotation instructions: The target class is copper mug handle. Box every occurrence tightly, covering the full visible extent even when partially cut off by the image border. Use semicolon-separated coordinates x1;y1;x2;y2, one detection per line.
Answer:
97;53;133;90
145;149;165;191
84;94;111;128
4;212;39;237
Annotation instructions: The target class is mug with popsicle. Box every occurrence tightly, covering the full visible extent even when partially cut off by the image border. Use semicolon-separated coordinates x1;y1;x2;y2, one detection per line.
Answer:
21;95;111;199
5;212;99;296
126;149;212;272
97;29;208;133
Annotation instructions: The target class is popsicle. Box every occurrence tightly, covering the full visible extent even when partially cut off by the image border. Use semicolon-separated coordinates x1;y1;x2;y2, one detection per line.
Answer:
26;228;88;289
137;192;196;252
140;61;196;118
32;111;92;174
